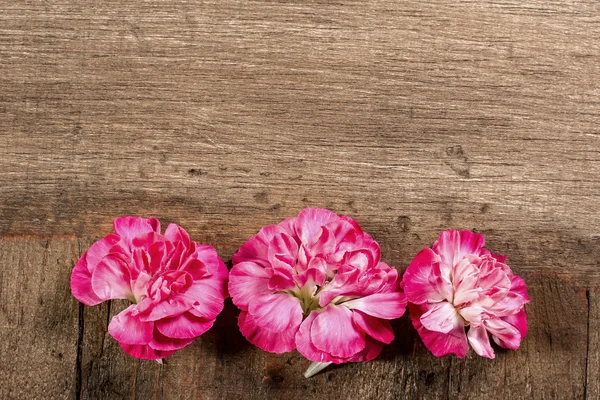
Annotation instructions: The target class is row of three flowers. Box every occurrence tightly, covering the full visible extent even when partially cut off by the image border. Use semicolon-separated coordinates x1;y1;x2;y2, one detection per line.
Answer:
71;208;529;376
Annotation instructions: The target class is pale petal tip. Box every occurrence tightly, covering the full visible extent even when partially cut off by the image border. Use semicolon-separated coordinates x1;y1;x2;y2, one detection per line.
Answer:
303;361;332;378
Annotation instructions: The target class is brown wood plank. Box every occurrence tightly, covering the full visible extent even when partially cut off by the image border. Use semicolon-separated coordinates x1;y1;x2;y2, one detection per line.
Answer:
0;1;598;285
587;289;600;400
0;236;79;399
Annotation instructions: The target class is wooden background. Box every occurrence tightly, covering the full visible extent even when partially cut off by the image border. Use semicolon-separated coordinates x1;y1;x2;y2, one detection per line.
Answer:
1;1;599;399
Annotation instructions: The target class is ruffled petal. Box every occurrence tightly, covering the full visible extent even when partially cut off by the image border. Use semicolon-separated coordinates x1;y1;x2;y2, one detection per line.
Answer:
409;303;469;358
164;223;191;247
194;245;229;279
155;311;214;339
71;253;103;306
119;343;175;360
351;310;394;344
348;335;385;363
467;324;495;358
295;208;337;247
228;261;271;310
108;305;154;345
148;328;194;351
310;305;366;358
501;308;528;340
248;293;303;333
420;301;461;334
232;225;288;266
85;234;121;270
403;248;448;304
485;317;522;350
91;254;133;301
182;279;226;320
268;232;299;264
113;216;160;240
343;292;407;319
510;276;530;302
295;311;348;364
267;265;296;291
238;311;297;353
433;230;485;269
141;297;189;322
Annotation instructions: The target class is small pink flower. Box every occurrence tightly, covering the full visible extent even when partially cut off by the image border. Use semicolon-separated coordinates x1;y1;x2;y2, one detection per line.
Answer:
229;208;406;369
403;230;529;359
71;217;228;360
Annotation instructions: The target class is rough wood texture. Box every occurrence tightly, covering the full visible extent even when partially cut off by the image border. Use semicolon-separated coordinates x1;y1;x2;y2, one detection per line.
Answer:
0;0;598;399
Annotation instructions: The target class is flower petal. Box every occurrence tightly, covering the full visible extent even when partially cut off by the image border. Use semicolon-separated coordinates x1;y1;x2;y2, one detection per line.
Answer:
348;335;385;363
232;224;288;266
238;311;297;353
85;234;121;271
351;310;394;344
432;230;485;269
108;305;154;345
164;223;191;247
248;293;303;333
510;276;530;302
119;343;175;360
343;292;407;319
71;253;103;306
295;311;349;364
113;216;160;240
91;254;133;301
155;312;215;339
194;244;229;278
485;317;522;350
409;303;469;358
183;279;226;320
501;308;528;340
310;305;366;358
403;248;448;304
295;208;337;247
148;328;194;351
268;232;299;264
420;301;461;334
228;261;271;311
141;297;190;322
467;325;495;358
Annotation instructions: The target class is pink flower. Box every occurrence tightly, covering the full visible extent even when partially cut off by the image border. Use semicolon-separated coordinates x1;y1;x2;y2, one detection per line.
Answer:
229;208;406;366
71;217;228;360
403;230;529;359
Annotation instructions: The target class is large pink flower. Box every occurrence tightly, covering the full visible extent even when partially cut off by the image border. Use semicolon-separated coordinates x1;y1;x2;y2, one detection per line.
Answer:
403;230;529;359
229;208;406;366
71;217;228;360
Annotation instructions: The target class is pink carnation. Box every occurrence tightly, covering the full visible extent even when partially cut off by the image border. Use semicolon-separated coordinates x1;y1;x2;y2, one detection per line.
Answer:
403;230;529;359
71;217;228;360
229;208;406;366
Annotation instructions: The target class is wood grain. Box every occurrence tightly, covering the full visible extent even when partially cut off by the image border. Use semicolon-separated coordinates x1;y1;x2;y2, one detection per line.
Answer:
0;0;598;399
0;237;79;399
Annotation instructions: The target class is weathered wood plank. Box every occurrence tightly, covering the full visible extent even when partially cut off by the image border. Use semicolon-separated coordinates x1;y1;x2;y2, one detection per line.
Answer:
587;289;600;400
0;1;598;285
0;236;79;399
